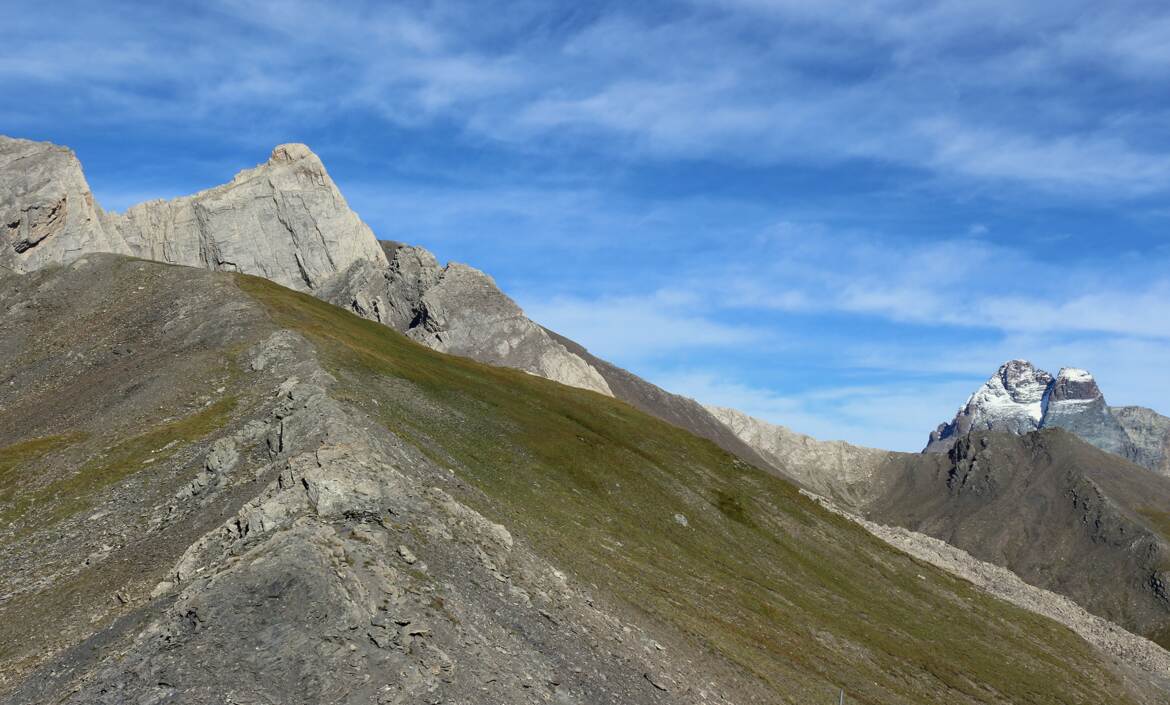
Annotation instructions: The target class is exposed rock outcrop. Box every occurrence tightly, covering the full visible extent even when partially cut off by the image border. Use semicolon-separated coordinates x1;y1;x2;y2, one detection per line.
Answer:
0;137;129;272
1;135;615;397
0;258;695;705
106;143;389;291
925;360;1053;453
1043;368;1135;458
706;405;893;505
924;361;1159;473
1112;406;1170;477
0;136;386;291
321;242;614;396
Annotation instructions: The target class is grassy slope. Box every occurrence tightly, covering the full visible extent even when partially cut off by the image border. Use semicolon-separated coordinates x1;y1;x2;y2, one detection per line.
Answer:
239;274;1139;705
0;398;236;532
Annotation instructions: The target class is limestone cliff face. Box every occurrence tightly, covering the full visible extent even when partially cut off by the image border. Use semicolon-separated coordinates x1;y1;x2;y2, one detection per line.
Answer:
107;143;388;290
0;137;131;273
0;134;610;396
0;136;386;291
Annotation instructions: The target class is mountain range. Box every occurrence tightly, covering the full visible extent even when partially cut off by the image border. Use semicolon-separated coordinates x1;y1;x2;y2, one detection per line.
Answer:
3;134;1170;703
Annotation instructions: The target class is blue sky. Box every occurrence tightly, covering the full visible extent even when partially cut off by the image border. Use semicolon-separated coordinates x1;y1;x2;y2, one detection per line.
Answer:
5;0;1170;450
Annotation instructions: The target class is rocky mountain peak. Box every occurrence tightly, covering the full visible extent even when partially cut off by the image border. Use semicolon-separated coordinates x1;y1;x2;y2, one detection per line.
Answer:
1;134;619;398
0;134;387;291
0;136;130;273
991;359;1054;410
268;142;318;164
924;360;1052;453
925;360;1164;472
1049;367;1102;403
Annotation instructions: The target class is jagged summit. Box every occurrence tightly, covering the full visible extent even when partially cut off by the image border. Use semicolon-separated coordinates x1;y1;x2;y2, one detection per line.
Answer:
0;135;617;396
925;360;1165;471
268;142;317;164
0;134;386;290
1050;367;1102;402
924;360;1053;453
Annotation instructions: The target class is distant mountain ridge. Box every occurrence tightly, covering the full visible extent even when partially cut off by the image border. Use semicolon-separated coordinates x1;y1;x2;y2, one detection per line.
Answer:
925;359;1170;475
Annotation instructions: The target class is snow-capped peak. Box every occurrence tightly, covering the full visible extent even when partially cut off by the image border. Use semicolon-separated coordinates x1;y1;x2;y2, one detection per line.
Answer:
1056;368;1093;383
925;360;1138;458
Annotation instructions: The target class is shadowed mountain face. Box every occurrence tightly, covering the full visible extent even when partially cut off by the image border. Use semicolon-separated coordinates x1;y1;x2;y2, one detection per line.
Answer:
867;430;1170;648
1;256;1152;704
713;406;1170;649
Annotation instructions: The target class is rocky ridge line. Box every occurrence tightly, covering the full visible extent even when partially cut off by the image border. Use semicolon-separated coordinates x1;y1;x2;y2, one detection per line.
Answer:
705;405;893;506
0;135;612;397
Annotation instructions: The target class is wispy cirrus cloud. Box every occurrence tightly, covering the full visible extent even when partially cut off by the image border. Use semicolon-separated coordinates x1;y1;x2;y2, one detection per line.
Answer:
8;0;1170;197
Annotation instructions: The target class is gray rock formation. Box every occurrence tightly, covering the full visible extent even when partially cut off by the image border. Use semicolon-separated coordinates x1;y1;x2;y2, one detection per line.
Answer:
925;360;1053;453
0;137;130;272
1112;406;1170;477
705;405;893;505
1042;368;1135;458
0;136;387;291
106;143;389;290
0;257;696;704
0;135;616;397
322;242;613;396
1;133;828;454
924;361;1162;473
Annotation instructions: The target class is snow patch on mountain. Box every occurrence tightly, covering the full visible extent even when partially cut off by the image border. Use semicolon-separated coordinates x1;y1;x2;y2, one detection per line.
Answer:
925;360;1160;470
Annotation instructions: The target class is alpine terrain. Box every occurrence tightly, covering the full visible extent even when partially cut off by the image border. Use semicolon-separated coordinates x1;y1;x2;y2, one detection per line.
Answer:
2;135;1169;703
925;360;1170;475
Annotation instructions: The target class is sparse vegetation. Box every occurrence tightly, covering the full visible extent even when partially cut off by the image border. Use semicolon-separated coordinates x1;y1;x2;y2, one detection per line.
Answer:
1;398;236;531
239;273;1138;705
0;433;89;526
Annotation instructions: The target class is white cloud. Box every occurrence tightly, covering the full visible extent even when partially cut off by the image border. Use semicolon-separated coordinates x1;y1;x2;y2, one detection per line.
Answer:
9;0;1170;197
520;292;765;362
